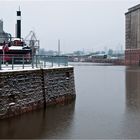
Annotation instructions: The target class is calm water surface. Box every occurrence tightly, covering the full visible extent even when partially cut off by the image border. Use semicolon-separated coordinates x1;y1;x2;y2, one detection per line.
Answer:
1;63;140;139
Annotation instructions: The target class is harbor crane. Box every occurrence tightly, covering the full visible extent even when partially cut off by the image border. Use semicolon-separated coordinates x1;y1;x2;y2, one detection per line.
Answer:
24;31;40;55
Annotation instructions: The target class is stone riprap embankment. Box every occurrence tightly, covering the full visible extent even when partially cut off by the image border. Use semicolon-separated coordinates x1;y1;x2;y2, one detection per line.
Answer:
0;67;76;119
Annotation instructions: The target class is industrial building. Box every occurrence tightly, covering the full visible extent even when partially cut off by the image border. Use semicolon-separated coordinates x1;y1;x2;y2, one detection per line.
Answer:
125;4;140;65
0;20;11;44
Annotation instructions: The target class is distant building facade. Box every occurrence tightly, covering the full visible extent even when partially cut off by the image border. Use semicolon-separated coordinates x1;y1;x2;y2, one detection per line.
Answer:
125;4;140;65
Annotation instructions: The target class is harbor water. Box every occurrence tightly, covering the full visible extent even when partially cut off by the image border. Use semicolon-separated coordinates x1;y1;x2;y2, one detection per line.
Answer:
1;63;140;139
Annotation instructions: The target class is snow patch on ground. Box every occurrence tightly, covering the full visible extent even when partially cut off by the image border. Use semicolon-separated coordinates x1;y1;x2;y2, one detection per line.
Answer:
0;64;73;72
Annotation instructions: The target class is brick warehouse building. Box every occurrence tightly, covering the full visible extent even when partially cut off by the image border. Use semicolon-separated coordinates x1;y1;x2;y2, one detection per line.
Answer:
125;4;140;65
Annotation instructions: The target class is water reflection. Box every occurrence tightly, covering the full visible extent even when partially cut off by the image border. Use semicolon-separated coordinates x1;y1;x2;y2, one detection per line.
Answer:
125;66;140;112
0;102;75;139
122;66;140;139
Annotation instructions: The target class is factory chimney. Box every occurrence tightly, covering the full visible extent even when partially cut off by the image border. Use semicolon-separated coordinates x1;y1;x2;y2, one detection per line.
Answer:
16;7;21;38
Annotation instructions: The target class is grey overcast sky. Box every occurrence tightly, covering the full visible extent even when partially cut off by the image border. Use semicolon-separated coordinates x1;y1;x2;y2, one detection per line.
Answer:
0;0;139;53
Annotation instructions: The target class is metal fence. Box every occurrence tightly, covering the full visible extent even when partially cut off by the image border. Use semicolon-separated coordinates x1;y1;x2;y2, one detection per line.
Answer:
0;55;68;70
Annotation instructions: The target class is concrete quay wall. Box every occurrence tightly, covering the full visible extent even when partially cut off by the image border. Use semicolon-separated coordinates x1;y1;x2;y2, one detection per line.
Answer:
0;67;76;119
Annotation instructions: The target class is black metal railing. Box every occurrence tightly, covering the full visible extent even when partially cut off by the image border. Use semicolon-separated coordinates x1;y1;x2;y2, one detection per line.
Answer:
0;55;68;70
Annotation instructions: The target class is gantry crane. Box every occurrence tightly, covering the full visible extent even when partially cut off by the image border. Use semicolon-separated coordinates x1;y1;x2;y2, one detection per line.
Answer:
24;31;40;55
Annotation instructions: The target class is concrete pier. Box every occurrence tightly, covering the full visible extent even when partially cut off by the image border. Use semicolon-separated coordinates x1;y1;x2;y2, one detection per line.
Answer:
0;67;76;119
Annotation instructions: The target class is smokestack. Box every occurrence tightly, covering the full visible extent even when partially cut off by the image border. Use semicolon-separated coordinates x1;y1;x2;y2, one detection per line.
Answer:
58;39;60;56
16;8;21;38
